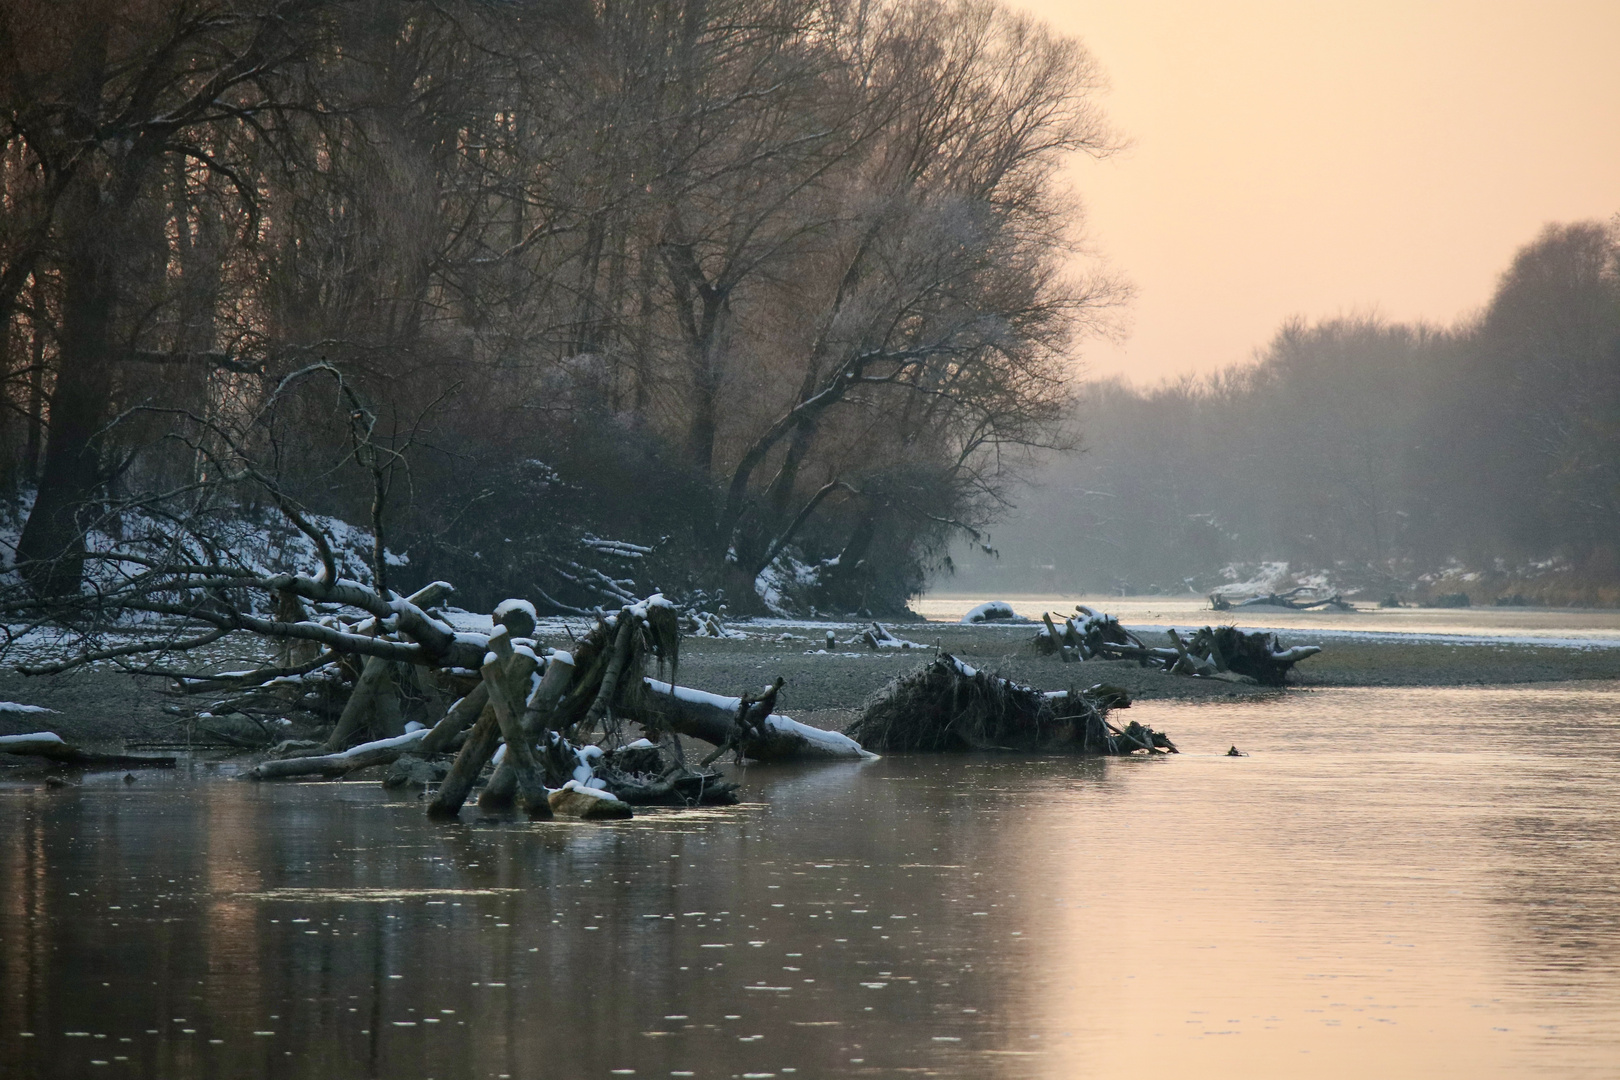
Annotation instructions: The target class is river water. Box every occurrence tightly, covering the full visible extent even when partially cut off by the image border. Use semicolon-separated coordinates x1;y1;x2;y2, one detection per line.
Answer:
4;682;1620;1079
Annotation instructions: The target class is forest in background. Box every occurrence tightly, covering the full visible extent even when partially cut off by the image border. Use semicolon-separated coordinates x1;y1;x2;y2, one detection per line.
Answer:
953;218;1620;606
0;0;1122;617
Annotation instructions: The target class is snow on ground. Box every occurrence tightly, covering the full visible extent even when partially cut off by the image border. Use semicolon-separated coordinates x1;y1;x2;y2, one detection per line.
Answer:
1211;561;1341;598
0;731;64;748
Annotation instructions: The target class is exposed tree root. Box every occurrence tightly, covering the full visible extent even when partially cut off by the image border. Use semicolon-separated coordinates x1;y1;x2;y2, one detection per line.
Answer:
846;654;1175;755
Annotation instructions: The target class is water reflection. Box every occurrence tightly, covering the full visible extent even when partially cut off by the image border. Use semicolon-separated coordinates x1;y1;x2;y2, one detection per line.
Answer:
1;683;1617;1078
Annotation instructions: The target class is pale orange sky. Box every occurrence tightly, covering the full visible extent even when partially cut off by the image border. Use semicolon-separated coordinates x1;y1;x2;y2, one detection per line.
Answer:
1016;0;1620;383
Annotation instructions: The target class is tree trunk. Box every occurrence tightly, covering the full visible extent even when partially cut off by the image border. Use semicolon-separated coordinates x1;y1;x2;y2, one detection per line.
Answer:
15;178;119;595
426;635;538;818
477;636;549;817
638;678;873;761
479;650;574;807
23;288;46;484
245;729;428;780
0;732;176;769
322;656;395;751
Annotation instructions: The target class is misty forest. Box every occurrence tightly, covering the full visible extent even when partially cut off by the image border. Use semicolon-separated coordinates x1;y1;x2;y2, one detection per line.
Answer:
959;219;1620;605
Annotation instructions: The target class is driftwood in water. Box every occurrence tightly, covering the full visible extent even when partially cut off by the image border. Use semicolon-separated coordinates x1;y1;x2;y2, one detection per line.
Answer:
244;729;429;779
478;631;551;817
637;678;874;762
478;651;577;810
845;654;1175;755
428;628;539;818
0;732;177;769
604;767;739;806
85;585;868;820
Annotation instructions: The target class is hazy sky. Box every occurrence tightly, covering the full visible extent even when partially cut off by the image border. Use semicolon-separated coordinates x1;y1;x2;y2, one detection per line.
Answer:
1015;0;1620;383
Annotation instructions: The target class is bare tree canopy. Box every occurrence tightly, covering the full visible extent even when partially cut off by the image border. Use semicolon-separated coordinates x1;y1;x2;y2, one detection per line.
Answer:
0;0;1122;617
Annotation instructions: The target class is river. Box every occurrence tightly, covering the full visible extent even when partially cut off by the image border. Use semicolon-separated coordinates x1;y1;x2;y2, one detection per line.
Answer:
3;681;1619;1078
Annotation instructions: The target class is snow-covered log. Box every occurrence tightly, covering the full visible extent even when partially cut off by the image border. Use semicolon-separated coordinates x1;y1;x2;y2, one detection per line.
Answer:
640;678;875;761
244;729;430;779
860;622;925;650
0;731;177;768
961;601;1025;623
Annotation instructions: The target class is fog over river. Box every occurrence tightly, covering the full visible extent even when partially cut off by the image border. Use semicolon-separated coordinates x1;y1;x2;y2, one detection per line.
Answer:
4;677;1619;1079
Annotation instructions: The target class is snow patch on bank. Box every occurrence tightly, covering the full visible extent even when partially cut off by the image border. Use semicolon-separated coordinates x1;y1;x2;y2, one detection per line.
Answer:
0;731;65;749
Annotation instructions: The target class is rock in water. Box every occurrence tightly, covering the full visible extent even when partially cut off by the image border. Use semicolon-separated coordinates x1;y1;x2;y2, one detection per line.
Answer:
382;754;448;790
549;782;633;819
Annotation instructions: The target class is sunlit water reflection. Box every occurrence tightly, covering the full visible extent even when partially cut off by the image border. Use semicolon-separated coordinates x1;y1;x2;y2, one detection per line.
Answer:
3;683;1619;1078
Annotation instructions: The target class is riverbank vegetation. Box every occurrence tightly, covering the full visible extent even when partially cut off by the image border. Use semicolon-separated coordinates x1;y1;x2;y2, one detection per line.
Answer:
0;0;1123;617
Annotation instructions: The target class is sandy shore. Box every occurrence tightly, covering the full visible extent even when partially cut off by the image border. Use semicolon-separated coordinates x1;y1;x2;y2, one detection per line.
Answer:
3;618;1615;760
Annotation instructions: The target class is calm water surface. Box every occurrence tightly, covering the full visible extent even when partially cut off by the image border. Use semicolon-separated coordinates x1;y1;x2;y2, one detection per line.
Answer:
3;683;1619;1079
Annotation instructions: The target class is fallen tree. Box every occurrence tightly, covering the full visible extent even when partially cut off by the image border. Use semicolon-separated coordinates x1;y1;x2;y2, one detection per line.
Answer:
221;593;874;813
243;729;431;780
3;503;874;815
0;366;878;813
847;654;1174;755
1210;587;1352;612
641;678;874;762
0;732;176;769
1032;606;1321;686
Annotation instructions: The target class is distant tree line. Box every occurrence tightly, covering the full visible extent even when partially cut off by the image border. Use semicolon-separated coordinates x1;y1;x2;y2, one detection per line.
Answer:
964;219;1620;604
0;0;1120;613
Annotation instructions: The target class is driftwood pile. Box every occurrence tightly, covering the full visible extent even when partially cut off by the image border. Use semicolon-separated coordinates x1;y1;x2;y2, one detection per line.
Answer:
8;570;874;814
847;654;1175;755
229;593;872;817
1033;605;1321;686
1210;587;1351;612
